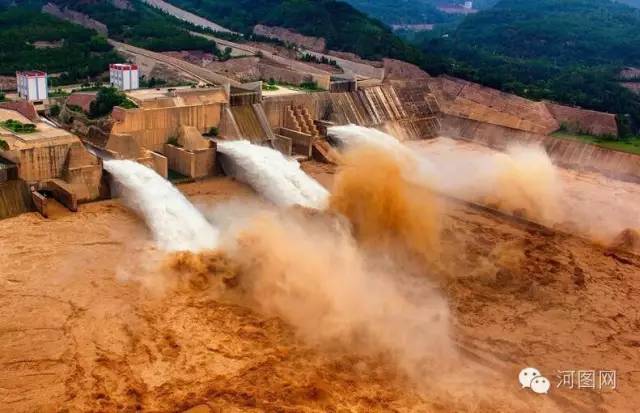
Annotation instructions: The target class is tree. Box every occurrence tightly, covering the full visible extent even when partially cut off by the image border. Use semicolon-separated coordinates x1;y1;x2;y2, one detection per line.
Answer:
88;86;137;118
0;139;8;151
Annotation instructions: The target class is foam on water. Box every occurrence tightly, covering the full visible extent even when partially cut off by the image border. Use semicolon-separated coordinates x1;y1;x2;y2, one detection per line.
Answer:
104;159;219;251
217;140;329;209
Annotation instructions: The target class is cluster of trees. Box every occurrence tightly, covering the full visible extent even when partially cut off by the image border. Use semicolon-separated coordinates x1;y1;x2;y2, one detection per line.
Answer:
0;7;119;83
300;53;338;66
51;0;218;53
413;0;640;132
88;86;137;119
1;119;37;133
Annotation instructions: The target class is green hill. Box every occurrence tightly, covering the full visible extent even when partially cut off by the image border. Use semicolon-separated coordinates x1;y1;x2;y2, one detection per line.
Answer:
415;0;640;131
342;0;456;25
48;0;217;52
165;0;422;61
0;6;119;84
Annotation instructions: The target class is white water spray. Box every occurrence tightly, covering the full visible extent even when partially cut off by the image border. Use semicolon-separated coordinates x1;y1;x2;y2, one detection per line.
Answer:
217;140;329;209
328;124;405;152
328;124;563;223
104;160;219;251
328;124;438;187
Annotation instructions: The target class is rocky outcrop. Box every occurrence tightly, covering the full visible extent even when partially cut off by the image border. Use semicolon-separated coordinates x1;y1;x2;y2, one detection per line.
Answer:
383;59;430;81
0;76;16;91
253;25;326;52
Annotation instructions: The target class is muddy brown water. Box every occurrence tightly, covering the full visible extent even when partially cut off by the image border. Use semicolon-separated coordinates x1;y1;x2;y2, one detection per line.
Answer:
0;169;639;412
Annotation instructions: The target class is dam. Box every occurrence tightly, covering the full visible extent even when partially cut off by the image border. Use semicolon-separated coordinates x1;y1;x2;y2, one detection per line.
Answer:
3;58;640;226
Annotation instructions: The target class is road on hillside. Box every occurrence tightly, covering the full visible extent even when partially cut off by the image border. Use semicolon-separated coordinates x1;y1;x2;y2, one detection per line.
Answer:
140;0;234;33
109;40;244;88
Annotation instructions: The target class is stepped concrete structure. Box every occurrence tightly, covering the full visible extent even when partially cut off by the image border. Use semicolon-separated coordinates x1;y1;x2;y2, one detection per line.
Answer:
112;86;227;153
89;86;227;178
0;106;103;218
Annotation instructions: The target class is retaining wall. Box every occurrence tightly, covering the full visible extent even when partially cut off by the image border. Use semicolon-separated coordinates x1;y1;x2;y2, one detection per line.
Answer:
111;104;222;153
165;144;216;179
0;180;33;219
441;114;640;183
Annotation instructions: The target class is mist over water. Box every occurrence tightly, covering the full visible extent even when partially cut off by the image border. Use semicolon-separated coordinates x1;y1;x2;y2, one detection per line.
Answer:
108;137;454;383
329;124;562;224
217;140;329;209
104;159;219;251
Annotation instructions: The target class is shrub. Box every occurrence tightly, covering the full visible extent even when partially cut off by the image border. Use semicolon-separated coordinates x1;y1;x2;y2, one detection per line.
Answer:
204;126;219;137
1;119;37;134
49;104;61;117
166;136;181;147
89;86;138;118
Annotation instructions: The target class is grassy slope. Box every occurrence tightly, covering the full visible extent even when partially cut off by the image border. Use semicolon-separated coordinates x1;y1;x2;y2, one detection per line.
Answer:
553;131;640;155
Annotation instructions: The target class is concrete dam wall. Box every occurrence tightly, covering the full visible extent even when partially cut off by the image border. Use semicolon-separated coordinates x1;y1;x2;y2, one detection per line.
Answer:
0;180;33;220
261;81;440;140
441;115;640;183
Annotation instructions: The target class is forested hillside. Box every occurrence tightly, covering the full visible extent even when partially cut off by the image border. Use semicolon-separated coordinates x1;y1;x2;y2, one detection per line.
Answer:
49;0;217;52
0;6;119;83
165;0;422;61
343;0;456;25
415;0;640;131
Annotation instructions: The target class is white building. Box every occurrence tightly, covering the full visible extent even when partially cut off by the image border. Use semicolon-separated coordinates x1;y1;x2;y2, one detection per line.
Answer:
16;71;48;102
464;1;473;9
109;63;139;91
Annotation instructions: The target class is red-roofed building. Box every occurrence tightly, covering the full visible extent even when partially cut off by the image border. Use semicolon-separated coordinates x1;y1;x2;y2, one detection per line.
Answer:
109;63;139;91
16;71;48;102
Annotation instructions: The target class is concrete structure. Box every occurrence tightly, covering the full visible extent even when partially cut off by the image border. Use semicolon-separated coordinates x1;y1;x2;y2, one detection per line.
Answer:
87;87;228;178
110;64;140;91
441;114;640;184
16;71;48;102
428;76;560;135
110;86;227;153
544;102;618;137
260;79;441;147
430;75;619;139
164;126;216;179
0;106;103;216
464;1;473;9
